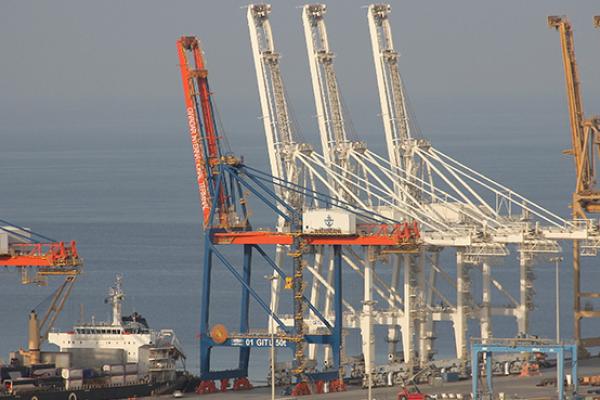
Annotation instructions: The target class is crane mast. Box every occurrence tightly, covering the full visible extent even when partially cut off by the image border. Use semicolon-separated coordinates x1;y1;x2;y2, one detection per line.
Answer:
548;17;594;208
302;4;353;167
548;15;600;354
177;36;229;228
302;3;392;379
247;4;309;350
247;4;297;190
367;4;429;206
367;3;433;368
367;4;411;167
247;4;342;368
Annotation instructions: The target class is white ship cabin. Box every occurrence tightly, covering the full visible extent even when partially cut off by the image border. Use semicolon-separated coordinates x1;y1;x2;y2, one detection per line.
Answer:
48;276;158;363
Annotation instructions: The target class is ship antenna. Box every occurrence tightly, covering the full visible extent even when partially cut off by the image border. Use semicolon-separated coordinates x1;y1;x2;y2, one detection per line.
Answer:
107;274;125;325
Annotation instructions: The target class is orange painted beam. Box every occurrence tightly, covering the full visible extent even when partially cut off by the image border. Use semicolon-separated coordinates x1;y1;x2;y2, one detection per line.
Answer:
212;231;418;246
0;242;81;267
0;256;68;267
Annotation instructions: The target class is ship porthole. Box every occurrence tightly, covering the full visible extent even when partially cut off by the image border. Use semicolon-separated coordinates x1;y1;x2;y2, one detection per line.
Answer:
68;393;77;400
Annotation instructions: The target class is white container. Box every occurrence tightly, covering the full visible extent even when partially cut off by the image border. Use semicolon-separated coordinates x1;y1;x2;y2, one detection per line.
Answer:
125;374;139;384
302;209;356;235
102;364;125;375
61;368;83;380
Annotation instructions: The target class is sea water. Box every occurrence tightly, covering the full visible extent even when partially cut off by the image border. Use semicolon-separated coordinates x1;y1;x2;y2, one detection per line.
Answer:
0;103;598;384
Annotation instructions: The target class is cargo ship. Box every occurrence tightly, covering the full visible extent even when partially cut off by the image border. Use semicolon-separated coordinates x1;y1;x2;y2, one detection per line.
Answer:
0;276;192;400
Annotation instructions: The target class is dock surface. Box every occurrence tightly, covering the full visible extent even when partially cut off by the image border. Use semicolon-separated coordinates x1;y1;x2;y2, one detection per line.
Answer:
144;357;600;399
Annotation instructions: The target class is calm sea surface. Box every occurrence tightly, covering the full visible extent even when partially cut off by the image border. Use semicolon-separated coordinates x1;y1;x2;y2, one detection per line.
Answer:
0;108;598;382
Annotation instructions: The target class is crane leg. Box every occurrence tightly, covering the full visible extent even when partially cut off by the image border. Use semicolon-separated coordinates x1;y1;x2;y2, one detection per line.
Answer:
387;254;401;359
402;254;415;371
453;251;468;367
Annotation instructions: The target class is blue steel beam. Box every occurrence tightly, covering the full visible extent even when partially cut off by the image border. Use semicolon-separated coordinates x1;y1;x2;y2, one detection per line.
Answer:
471;343;577;400
199;234;214;379
227;167;294;222
209;242;291;333
253;244;334;331
241;169;302;219
238;244;252;375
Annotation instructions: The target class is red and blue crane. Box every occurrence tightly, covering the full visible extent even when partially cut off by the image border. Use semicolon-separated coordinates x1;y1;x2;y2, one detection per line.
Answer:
177;36;419;395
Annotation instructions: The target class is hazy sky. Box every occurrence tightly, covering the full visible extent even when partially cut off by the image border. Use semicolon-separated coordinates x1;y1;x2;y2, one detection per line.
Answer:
1;0;599;154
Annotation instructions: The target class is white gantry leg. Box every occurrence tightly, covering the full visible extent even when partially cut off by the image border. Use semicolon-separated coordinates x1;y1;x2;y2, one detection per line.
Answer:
323;252;335;364
481;260;492;342
517;249;531;335
387;254;401;358
417;251;430;367
361;247;375;389
402;254;415;368
453;251;468;364
269;245;284;334
421;251;439;367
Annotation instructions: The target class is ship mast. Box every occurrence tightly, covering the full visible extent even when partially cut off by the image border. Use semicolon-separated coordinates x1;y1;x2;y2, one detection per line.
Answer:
106;275;125;325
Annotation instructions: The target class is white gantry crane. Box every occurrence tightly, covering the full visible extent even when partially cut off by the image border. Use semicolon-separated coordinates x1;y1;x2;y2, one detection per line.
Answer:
247;1;600;385
366;2;600;368
247;3;305;337
301;3;377;378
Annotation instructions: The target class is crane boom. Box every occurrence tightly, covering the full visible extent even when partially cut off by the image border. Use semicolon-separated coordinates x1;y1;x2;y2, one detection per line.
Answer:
367;3;411;169
0;241;80;268
548;15;600;354
548;16;591;198
0;223;81;284
177;37;227;228
547;16;600;215
367;3;428;205
247;4;295;186
302;4;349;165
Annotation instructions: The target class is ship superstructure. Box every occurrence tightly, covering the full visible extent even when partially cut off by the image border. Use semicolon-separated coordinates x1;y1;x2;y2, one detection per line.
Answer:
48;276;184;374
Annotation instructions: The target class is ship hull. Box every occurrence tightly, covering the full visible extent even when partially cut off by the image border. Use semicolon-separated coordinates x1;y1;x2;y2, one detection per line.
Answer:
2;381;175;400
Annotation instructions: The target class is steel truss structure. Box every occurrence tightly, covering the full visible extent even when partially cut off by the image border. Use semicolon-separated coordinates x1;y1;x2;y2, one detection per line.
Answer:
177;35;419;393
0;220;81;285
0;220;82;365
548;16;600;355
471;339;577;400
243;2;600;386
179;4;600;393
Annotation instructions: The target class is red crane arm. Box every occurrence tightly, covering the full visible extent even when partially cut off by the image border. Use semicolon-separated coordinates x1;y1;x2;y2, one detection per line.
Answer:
0;241;81;268
177;36;227;228
177;37;213;228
